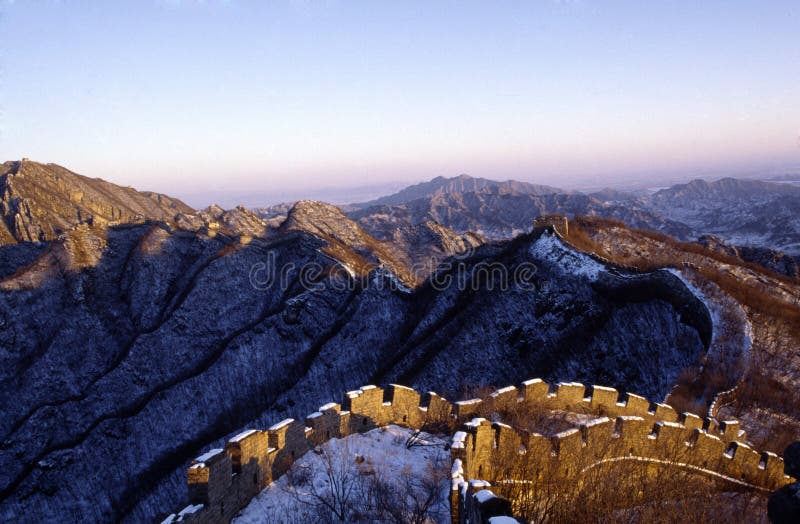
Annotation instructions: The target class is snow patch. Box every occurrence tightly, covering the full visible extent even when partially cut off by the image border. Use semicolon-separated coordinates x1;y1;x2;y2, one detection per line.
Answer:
583;417;611;428
490;386;516;397
193;449;222;464
465;417;487;428
451;431;468;449
230;429;258;443
474;489;498;503
268;418;293;431
529;232;605;281
161;503;204;523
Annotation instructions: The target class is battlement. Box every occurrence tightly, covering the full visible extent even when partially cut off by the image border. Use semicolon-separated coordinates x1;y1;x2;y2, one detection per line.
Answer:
162;379;792;523
452;379;745;445
453;410;793;496
162;383;450;523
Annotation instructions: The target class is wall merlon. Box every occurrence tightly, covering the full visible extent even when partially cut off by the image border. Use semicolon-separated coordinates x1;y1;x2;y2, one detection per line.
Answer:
225;430;266;471
652;421;692;452
653;403;679;422
619;392;650;417
384;384;423;427
491;422;521;456
187;449;231;506
613;416;651;454
719;420;741;439
344;385;387;431
679;412;704;432
703;417;720;434
523;432;551;457
268;418;308;479
266;419;293;448
488;386;518;413
520;378;549;406
425;392;454;428
552;382;586;409
551;428;582;459
687;430;726;472
580;417;613;445
725;442;762;480
455;399;483;420
761;451;786;481
588;385;620;413
319;402;340;413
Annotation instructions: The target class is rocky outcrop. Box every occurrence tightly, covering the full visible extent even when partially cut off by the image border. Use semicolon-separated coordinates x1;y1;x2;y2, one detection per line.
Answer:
647;178;800;255
698;235;800;278
280;200;482;286
0;160;193;244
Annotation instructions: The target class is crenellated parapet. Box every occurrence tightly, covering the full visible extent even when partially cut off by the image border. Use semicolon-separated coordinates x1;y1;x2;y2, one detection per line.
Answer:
161;379;793;523
453;414;793;501
453;379;747;445
161;384;452;523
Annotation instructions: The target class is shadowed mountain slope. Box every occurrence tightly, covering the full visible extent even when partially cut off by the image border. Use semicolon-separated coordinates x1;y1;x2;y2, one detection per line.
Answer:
0;217;709;523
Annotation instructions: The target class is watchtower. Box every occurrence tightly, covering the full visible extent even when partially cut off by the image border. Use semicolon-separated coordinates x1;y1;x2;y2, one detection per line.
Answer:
533;214;569;237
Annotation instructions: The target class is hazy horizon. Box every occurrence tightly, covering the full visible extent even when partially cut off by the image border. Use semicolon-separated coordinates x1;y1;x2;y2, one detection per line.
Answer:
2;1;799;208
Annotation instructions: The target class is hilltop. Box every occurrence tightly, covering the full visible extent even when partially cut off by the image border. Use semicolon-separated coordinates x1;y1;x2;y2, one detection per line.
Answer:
0;160;193;244
354;173;565;208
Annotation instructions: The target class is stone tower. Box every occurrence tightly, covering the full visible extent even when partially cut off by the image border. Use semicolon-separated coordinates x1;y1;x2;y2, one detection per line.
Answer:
533;214;569;237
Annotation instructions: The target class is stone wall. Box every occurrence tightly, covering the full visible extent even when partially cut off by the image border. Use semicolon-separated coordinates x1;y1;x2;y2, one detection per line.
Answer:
162;379;793;523
161;383;453;523
453;379;745;444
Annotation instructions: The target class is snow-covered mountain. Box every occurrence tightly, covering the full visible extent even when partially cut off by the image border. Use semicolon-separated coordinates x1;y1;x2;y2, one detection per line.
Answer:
1;163;799;522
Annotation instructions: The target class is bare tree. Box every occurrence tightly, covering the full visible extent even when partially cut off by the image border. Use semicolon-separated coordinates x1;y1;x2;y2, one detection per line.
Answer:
283;443;360;523
365;452;449;524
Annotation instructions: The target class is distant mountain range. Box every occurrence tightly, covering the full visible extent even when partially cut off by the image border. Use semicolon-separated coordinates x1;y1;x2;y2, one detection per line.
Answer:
356;173;566;207
346;173;800;260
3;161;800;271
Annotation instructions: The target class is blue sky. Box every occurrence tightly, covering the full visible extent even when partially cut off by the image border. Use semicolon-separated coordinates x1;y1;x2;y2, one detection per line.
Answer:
1;1;799;207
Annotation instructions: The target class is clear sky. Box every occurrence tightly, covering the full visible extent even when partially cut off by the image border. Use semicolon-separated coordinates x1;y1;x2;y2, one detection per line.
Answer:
1;1;799;207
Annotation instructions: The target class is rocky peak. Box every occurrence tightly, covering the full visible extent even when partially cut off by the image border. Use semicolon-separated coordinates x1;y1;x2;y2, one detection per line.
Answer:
356;174;565;208
0;160;194;244
281;200;366;245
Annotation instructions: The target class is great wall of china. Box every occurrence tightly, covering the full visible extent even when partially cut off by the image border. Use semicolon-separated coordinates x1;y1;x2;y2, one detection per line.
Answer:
161;379;795;523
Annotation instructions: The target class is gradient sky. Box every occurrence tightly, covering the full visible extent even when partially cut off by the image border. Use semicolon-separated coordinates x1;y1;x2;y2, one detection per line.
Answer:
1;1;799;207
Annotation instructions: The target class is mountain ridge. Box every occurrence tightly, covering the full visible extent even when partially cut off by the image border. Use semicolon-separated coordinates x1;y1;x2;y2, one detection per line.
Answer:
355;173;565;208
0;160;194;244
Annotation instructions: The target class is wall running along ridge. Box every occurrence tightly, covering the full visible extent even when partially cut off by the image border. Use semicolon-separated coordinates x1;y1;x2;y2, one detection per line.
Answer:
162;380;794;523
